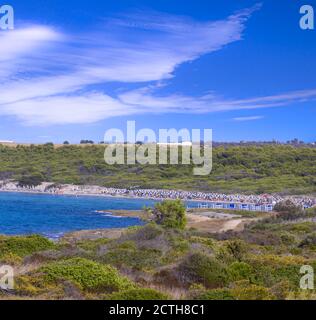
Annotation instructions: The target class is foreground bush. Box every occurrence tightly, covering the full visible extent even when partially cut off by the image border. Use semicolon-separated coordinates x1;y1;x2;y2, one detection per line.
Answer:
40;257;134;293
178;253;227;288
107;288;169;300
195;289;235;300
231;282;275;300
0;235;55;258
227;262;254;282
102;247;162;271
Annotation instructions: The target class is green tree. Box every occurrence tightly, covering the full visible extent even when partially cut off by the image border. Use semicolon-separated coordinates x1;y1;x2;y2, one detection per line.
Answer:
152;200;187;229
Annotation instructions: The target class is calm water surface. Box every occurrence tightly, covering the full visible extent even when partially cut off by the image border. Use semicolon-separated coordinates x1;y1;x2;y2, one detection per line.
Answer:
0;192;162;238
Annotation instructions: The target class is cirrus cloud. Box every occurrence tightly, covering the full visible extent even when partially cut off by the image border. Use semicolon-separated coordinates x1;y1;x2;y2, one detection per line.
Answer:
2;4;314;126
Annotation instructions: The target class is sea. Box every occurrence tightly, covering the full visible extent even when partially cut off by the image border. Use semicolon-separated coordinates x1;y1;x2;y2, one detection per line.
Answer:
0;192;162;239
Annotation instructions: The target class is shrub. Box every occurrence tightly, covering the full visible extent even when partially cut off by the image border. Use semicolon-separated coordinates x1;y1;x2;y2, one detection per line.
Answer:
227;262;254;282
178;253;227;288
107;288;169;300
280;232;297;245
125;223;163;242
0;252;23;265
18;174;44;187
287;222;315;234
270;281;291;300
217;239;247;263
40;257;134;293
195;289;235;300
15;276;42;296
190;236;214;249
299;233;316;248
274;200;303;220
76;238;110;252
231;282;275;300
245;254;306;288
224;240;247;261
103;247;162;271
152;200;187;230
0;235;55;258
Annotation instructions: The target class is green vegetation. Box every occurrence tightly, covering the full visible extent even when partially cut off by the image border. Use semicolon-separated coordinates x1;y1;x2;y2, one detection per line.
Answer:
195;288;235;300
0;235;54;259
178;253;227;288
107;288;169;300
18;174;44;187
1;201;316;300
0;144;315;193
152;200;187;229
40;258;134;293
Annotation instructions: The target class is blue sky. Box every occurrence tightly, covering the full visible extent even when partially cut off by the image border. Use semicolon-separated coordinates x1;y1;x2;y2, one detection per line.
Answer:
0;0;315;143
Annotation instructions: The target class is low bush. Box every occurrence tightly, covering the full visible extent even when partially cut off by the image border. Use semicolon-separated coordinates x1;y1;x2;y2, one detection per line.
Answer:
286;223;315;234
76;238;111;252
15;276;44;296
0;235;55;258
178;253;227;288
195;288;235;300
40;257;134;293
230;282;275;300
102;247;162;271
107;288;169;300
274;201;304;221
227;262;254;282
299;233;316;248
216;239;248;263
0;252;23;265
245;254;306;288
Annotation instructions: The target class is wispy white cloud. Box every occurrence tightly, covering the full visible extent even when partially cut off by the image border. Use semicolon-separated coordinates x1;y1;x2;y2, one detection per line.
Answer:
0;26;60;61
1;4;314;126
3;93;132;125
232;116;264;122
0;26;62;79
118;87;316;114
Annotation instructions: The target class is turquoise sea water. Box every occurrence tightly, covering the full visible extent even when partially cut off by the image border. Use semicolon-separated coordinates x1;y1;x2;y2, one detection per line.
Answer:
0;192;163;238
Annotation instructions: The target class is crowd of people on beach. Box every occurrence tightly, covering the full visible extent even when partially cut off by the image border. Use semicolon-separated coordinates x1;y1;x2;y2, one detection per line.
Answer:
0;180;315;209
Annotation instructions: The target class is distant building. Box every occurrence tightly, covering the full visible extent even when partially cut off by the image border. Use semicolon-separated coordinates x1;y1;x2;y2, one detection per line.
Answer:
0;140;15;144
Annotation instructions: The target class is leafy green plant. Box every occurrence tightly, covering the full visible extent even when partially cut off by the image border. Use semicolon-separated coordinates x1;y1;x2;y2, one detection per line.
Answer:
227;262;254;282
178;253;227;288
40;257;134;293
103;247;162;271
230;282;275;300
107;288;169;300
152;200;187;230
195;289;235;300
0;235;55;258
